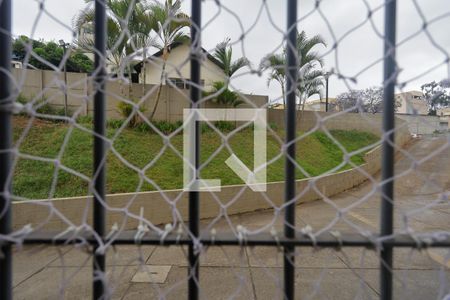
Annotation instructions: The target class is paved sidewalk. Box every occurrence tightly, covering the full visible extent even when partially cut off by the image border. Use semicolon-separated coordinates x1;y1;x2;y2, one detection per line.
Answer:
12;136;450;299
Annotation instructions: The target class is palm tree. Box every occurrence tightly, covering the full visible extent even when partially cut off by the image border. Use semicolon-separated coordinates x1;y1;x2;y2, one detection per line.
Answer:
297;63;324;111
74;0;188;121
73;0;146;75
142;0;190;121
264;53;286;107
263;30;326;110
205;81;243;128
212;38;249;81
205;81;244;108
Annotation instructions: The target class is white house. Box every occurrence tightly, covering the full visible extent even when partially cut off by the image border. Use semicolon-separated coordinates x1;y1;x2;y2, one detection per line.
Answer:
395;91;428;115
11;54;23;69
135;41;226;90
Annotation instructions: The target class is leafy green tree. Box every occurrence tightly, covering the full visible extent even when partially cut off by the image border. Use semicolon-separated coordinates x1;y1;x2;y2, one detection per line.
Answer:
68;53;95;73
335;89;362;113
421;80;450;115
335;87;401;113
12;35;44;61
12;36;93;72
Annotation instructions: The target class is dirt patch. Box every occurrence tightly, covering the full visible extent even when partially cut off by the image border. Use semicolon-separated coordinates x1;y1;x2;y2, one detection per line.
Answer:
13;115;61;129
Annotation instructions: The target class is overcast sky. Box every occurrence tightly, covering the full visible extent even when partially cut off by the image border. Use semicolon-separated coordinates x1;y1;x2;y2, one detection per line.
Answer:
12;0;450;102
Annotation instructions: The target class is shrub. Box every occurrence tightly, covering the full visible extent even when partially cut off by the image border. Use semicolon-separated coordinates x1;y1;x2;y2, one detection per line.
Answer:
117;101;145;128
35;103;70;120
214;121;235;132
77;115;93;124
135;122;151;132
269;122;278;131
174;120;183;128
154;121;177;134
17;94;70;119
145;120;185;135
14;94;30;116
201;123;211;133
108;119;124;129
54;106;68;117
16;93;28;105
35;103;55;115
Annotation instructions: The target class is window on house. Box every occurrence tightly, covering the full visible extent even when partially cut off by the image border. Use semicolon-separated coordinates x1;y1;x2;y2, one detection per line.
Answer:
186;80;205;89
168;78;186;89
169;78;206;89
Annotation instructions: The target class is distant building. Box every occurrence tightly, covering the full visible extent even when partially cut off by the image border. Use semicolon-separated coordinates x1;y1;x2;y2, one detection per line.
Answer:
395;91;428;115
134;41;226;89
11;60;22;69
304;91;428;115
270;98;339;111
270;103;284;109
304;98;338;112
437;107;450;131
11;54;22;69
437;107;450;117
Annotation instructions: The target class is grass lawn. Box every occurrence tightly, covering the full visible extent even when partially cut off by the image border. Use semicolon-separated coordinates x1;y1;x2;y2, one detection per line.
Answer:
12;116;379;199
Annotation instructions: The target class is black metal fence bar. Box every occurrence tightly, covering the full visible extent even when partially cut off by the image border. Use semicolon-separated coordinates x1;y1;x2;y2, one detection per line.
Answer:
93;0;107;299
0;1;12;299
284;0;298;299
380;0;397;300
19;231;450;247
189;0;202;299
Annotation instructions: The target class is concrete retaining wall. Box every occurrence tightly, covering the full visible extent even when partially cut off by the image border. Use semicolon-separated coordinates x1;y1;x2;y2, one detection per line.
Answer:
268;109;412;146
12;69;268;121
395;114;448;135
268;109;384;136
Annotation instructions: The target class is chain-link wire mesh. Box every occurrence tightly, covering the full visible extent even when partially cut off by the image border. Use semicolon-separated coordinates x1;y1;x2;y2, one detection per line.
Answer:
0;0;450;299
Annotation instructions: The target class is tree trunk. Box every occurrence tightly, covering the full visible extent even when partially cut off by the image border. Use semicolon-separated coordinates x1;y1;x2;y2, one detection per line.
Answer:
142;49;146;96
296;91;306;126
128;64;134;100
149;60;167;121
301;95;306;112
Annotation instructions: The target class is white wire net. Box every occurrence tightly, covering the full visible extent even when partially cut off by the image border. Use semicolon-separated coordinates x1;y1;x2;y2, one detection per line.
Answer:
1;0;450;299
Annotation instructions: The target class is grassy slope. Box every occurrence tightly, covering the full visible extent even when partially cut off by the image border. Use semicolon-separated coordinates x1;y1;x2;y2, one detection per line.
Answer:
12;117;379;199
